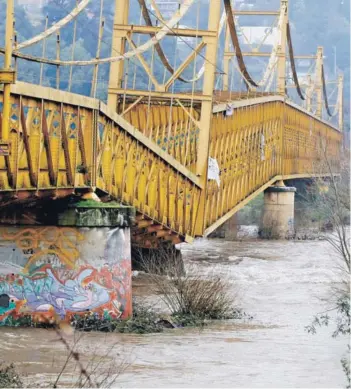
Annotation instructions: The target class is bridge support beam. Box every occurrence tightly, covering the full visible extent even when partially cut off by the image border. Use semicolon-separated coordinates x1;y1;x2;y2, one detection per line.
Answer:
107;0;129;111
259;181;296;239
0;202;135;326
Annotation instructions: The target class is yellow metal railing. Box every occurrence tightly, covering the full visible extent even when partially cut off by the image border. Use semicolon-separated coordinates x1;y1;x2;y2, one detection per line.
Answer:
123;104;200;173
0;83;202;239
0;84;342;240
203;98;341;234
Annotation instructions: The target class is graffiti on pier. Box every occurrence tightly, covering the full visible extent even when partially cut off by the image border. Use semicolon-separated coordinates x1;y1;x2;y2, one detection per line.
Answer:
1;227;85;272
0;226;131;325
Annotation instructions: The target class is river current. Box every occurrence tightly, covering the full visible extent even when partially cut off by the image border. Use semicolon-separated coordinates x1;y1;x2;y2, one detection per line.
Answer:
0;227;348;388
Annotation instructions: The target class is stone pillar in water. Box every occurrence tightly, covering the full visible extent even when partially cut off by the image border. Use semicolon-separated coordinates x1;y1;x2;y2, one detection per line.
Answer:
259;181;296;239
0;202;135;326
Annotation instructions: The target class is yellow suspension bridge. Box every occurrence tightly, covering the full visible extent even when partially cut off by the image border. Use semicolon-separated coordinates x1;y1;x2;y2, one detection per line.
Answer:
0;0;343;248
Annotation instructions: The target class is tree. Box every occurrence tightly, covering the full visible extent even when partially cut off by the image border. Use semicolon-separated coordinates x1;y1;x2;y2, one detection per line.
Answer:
306;149;350;388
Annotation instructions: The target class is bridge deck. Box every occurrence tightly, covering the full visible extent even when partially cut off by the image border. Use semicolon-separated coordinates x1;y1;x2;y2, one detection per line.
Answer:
0;82;341;247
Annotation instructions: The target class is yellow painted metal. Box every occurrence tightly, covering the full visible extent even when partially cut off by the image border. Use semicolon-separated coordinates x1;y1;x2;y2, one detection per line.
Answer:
203;99;341;234
1;0;15;141
0;86;341;240
107;0;129;111
315;46;324;118
0;87;203;237
277;0;288;95
0;69;16;84
0;0;343;241
338;74;344;131
113;24;217;38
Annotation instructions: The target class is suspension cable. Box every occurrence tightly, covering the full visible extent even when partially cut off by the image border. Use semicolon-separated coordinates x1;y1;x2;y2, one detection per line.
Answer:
3;0;195;67
321;64;333;116
138;0;188;82
287;23;305;100
17;0;91;50
250;4;285;90
139;0;227;83
223;0;257;87
144;1;226;81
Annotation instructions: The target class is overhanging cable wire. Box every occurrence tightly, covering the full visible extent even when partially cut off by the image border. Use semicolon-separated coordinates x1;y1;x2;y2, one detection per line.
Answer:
5;0;195;66
17;0;91;50
223;0;257;87
287;23;305;100
138;0;188;82
322;64;333;116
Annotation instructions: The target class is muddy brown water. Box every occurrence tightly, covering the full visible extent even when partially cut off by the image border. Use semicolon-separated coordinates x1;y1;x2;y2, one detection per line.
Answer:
0;227;348;388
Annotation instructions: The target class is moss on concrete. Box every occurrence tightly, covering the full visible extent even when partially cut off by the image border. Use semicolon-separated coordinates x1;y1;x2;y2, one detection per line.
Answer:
74;200;130;209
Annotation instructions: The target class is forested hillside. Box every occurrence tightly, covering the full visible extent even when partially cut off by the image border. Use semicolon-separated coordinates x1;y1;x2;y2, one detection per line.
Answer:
0;0;349;129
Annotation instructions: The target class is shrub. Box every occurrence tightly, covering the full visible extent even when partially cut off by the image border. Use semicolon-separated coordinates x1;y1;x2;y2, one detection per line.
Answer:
71;301;164;334
0;363;22;388
137;246;237;320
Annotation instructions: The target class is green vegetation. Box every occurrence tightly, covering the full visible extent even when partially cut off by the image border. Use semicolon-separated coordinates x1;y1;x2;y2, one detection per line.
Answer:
74;200;127;208
135;246;244;324
70;299;247;334
0;363;23;388
71;302;164;334
305;154;350;388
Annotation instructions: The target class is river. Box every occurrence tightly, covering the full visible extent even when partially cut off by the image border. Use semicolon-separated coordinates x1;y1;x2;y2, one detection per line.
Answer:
0;228;348;388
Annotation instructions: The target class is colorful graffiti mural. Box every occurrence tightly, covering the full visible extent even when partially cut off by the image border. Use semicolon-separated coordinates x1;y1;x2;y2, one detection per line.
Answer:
0;226;131;325
1;227;85;271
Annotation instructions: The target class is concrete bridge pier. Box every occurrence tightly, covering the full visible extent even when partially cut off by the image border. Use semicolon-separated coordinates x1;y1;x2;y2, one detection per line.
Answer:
259;181;296;239
0;201;135;326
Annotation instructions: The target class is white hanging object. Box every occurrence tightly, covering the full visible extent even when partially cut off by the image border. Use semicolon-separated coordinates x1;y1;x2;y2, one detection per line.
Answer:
207;157;220;187
226;103;234;116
